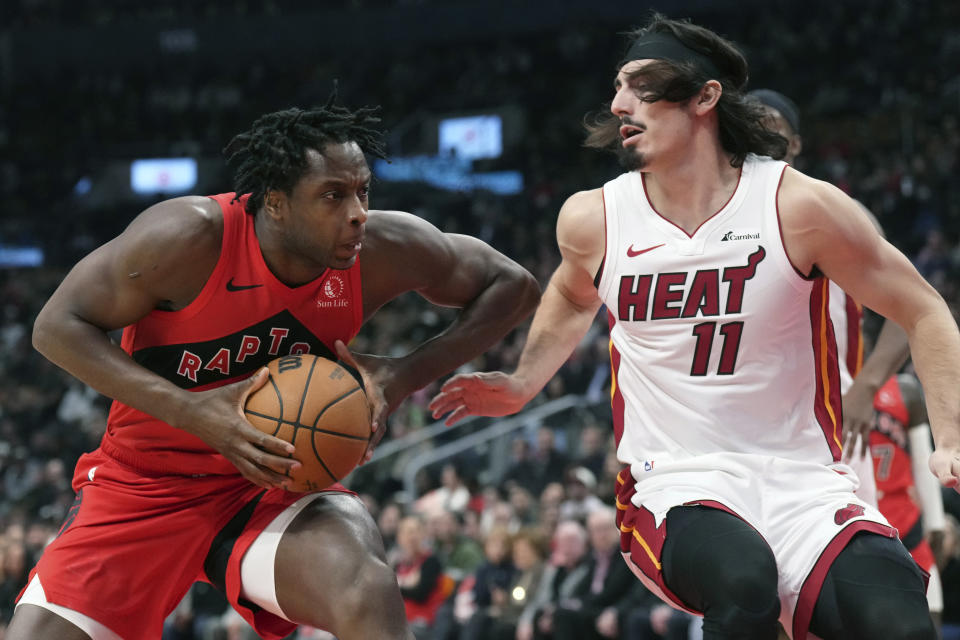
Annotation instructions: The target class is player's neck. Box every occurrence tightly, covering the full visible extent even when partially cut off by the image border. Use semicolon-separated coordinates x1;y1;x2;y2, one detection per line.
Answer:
254;214;328;287
641;141;741;235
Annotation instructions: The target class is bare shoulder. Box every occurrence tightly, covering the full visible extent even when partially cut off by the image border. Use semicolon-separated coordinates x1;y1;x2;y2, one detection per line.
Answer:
557;188;605;228
777;168;879;275
777;168;850;221
361;209;439;251
557;188;605;262
122;196;224;255
108;196;224;308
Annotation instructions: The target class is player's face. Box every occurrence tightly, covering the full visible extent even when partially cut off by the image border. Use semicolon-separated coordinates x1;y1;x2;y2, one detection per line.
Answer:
610;60;696;171
282;142;372;270
758;106;802;164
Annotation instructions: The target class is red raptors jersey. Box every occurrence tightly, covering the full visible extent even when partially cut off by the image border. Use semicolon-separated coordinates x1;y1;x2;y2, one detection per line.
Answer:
870;377;918;533
100;193;363;476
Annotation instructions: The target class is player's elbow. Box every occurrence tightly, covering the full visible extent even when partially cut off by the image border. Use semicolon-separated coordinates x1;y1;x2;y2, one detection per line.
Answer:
32;305;55;358
503;264;542;319
32;300;69;361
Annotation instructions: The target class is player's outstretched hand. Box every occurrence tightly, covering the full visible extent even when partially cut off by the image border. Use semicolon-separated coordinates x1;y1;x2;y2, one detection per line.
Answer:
177;367;300;490
429;371;530;426
929;447;960;490
335;340;393;463
841;378;875;459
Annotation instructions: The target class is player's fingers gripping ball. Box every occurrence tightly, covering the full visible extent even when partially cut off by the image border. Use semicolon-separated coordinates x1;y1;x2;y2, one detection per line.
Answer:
245;354;371;492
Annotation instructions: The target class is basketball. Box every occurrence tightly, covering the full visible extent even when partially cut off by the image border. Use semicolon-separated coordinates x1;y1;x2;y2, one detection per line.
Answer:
245;353;371;492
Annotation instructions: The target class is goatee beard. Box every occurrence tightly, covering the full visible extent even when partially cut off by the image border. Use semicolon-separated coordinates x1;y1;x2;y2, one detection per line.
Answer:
617;146;647;171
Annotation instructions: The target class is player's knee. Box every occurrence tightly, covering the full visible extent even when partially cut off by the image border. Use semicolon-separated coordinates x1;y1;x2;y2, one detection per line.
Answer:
714;542;779;608
705;590;780;640
851;596;935;640
704;554;780;638
337;556;404;621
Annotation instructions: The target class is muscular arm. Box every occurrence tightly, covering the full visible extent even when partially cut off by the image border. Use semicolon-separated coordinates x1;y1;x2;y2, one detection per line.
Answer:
33;197;220;426
430;190;604;424
359;210;540;407
32;197;297;487
778;169;960;485
509;190;604;399
842;204;911;456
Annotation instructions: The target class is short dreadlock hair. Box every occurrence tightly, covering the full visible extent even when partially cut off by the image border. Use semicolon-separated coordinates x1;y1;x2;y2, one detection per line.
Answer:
224;98;386;215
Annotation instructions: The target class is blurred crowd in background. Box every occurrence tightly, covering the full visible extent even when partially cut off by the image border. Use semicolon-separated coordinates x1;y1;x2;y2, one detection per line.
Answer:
1;0;959;638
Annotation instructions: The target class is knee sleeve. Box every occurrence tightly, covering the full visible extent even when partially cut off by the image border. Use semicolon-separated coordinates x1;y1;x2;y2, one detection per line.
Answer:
662;506;781;640
809;532;936;640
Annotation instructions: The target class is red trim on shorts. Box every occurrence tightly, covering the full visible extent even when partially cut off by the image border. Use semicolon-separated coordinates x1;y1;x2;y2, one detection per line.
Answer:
641;169;742;239
615;472;697;614
809;278;843;461
773;164;812;280
844;293;863;377
791;520;897;640
607;311;626;446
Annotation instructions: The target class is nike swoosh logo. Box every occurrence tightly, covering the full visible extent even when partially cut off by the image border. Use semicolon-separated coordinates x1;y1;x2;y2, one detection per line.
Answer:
226;278;263;292
627;243;665;257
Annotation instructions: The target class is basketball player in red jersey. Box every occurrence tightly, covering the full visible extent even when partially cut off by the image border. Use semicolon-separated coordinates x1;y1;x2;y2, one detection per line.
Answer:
870;374;946;624
8;102;539;640
431;14;960;640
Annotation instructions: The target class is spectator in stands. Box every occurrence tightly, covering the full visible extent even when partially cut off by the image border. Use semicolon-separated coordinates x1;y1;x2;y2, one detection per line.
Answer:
0;537;29;623
576;424;608;480
448;526;516;640
508;485;539;527
161;582;232;640
429;509;485;581
416;463;472;515
550;506;636;640
22;521;54;571
378;500;403;565
480;491;520;537
538;482;566;538
558;467;605;524
516;519;591;640
531;428;569;495
395;515;451;638
460;527;549;640
504;438;540;495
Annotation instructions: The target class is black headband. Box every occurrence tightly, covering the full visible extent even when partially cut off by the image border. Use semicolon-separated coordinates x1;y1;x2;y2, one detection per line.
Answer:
748;89;800;134
624;31;722;79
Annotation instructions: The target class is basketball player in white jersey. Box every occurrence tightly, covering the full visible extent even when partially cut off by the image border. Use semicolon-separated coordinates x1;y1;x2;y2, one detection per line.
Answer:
749;89;911;510
430;14;960;640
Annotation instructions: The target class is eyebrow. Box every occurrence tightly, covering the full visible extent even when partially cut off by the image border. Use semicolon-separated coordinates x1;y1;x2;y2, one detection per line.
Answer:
316;175;372;188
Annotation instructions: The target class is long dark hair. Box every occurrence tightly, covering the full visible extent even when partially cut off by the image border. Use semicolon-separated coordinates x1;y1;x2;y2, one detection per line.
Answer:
585;14;786;167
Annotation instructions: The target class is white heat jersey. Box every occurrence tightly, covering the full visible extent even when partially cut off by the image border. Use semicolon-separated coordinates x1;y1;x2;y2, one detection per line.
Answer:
829;280;863;394
597;155;844;472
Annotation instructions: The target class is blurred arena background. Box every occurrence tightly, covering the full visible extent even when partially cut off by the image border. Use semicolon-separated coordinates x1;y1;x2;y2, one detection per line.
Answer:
1;1;959;638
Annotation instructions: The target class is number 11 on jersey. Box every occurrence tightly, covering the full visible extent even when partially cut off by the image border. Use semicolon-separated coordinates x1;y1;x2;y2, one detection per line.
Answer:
690;321;744;376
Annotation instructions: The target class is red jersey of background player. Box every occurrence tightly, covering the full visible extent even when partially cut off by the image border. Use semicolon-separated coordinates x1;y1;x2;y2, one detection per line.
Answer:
100;193;363;476
870;375;934;570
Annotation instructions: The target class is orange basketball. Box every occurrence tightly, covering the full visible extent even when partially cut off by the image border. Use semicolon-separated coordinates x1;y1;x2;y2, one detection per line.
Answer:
245;353;371;492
